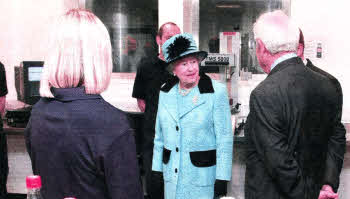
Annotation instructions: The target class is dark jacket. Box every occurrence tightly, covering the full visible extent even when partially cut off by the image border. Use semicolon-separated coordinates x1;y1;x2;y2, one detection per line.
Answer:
0;62;7;97
305;58;346;191
244;57;346;199
132;57;172;151
132;57;172;199
25;87;143;199
0;62;8;199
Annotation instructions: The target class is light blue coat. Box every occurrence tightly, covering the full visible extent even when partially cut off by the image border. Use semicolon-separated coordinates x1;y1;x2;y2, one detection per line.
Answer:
152;75;233;199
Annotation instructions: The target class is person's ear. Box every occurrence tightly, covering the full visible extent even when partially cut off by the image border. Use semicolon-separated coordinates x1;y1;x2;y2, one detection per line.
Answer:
156;35;161;46
256;39;268;55
297;42;305;60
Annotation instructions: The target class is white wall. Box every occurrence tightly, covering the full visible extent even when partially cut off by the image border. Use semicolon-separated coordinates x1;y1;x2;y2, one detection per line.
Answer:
0;0;84;102
291;0;350;122
159;0;184;30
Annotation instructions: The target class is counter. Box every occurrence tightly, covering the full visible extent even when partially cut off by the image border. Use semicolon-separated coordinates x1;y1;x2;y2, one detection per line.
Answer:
3;117;350;198
2;111;240;195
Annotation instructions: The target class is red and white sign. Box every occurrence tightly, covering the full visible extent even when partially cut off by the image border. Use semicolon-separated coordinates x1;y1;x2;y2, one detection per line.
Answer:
223;32;237;36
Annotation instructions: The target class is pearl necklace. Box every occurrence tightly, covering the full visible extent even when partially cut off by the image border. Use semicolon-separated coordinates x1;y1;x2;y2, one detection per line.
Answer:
178;86;193;96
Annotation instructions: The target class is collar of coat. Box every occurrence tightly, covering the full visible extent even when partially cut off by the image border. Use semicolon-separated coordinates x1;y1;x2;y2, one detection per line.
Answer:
160;72;214;94
158;72;213;120
51;87;102;102
306;58;314;68
268;56;304;77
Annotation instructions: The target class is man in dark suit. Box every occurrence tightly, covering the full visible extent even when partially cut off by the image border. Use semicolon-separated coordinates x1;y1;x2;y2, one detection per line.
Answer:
296;29;346;199
132;22;181;199
0;61;8;199
244;10;346;199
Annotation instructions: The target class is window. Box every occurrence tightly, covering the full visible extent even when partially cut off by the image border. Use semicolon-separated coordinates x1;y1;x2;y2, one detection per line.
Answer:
86;0;158;72
199;0;291;74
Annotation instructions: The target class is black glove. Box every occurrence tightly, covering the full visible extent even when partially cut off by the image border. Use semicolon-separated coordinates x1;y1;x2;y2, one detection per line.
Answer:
214;179;228;197
151;171;163;178
148;171;164;199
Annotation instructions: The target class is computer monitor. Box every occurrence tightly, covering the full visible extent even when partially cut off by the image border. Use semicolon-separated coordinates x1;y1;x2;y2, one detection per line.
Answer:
15;61;44;105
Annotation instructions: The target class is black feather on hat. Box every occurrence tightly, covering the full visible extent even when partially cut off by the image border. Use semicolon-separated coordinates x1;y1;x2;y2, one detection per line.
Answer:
166;36;191;60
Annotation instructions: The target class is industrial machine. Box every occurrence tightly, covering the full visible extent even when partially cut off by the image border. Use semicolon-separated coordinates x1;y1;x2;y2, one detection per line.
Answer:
6;61;43;127
201;53;239;110
201;32;247;139
15;61;44;105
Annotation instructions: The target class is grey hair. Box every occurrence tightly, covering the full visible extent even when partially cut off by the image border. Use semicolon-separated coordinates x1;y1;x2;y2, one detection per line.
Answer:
253;10;300;54
167;62;175;74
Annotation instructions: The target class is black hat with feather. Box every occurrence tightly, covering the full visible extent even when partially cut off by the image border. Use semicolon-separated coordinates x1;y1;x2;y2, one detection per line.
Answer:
162;33;208;65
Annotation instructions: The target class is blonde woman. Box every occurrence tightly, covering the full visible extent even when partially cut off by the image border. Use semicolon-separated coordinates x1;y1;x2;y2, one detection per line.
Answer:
25;9;143;199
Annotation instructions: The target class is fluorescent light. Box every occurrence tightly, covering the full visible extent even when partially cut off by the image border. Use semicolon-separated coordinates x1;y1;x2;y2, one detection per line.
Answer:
216;4;241;8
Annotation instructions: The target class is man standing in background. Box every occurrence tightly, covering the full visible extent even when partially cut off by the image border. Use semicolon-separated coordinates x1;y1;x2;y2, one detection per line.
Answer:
0;61;8;199
132;22;181;199
297;29;346;199
244;10;345;199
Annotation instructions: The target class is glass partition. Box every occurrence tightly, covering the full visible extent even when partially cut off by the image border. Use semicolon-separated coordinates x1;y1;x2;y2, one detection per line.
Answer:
199;0;291;74
86;0;158;72
86;0;290;73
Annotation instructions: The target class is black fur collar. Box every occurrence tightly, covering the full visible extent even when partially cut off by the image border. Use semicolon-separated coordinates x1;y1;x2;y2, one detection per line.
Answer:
160;72;214;94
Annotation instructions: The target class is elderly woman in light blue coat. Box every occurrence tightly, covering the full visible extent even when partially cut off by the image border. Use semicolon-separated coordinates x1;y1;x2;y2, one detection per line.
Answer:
152;33;233;199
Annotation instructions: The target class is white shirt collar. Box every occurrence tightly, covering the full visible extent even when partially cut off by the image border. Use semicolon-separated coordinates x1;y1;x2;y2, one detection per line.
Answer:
270;53;297;71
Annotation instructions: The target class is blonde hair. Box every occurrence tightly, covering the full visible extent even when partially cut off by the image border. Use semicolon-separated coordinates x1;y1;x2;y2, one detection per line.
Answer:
253;10;299;54
40;9;112;97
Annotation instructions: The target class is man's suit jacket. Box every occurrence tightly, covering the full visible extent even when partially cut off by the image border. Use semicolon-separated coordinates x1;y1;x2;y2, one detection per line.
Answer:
244;57;346;199
305;58;346;191
0;62;8;199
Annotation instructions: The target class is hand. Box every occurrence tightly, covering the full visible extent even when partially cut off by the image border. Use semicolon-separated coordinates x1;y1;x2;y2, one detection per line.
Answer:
0;96;6;116
137;99;146;112
318;185;338;199
214;180;228;197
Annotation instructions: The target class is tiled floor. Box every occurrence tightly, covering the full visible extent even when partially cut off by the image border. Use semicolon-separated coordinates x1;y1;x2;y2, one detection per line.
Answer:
6;134;350;198
337;144;350;199
227;143;350;199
